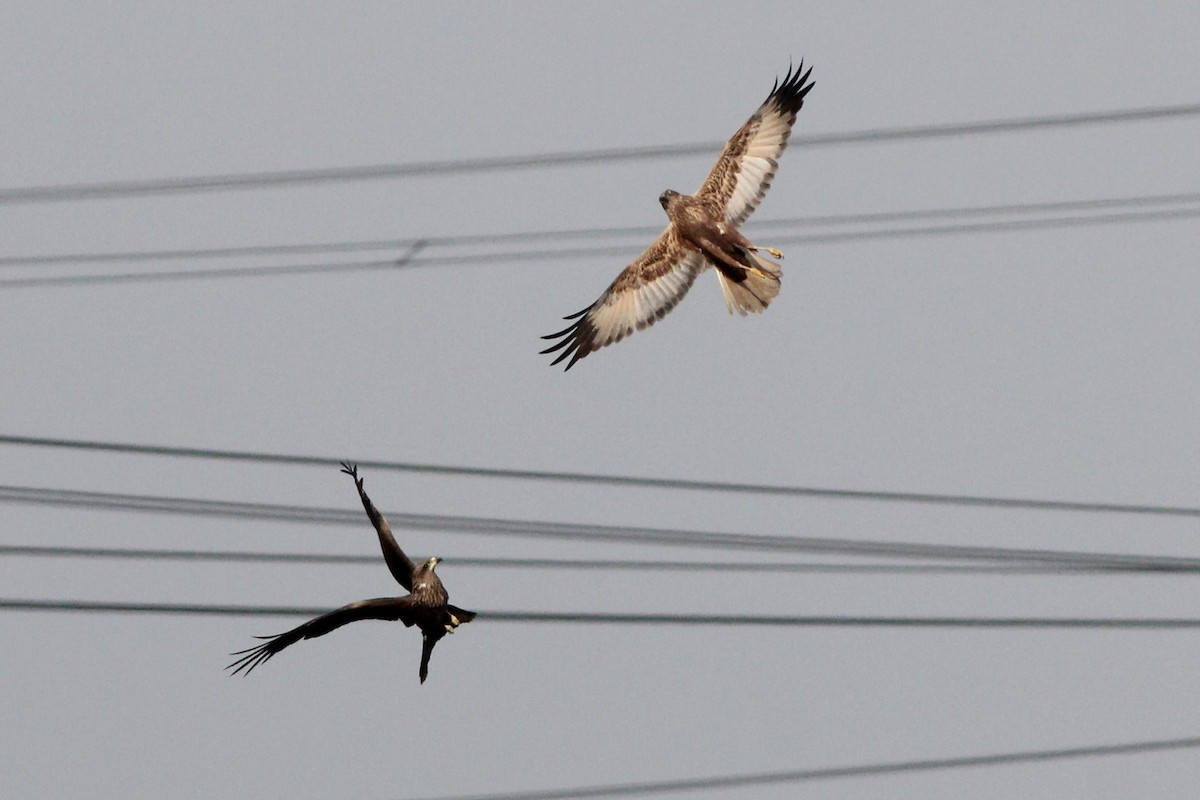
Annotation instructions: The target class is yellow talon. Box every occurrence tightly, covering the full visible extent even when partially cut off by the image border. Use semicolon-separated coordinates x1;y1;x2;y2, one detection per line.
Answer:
763;247;784;260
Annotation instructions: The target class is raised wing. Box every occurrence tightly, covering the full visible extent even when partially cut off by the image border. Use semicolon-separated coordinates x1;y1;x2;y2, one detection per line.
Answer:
226;596;416;676
341;462;415;590
695;63;814;226
541;228;706;370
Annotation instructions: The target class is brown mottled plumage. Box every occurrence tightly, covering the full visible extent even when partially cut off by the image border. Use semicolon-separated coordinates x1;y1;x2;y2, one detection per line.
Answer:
227;463;475;684
542;63;814;370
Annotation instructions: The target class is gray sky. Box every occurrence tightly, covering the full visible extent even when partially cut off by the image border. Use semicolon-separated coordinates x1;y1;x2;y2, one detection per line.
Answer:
3;2;1200;798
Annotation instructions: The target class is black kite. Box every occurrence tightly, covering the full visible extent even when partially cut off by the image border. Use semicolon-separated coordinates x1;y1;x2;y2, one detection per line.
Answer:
227;463;475;684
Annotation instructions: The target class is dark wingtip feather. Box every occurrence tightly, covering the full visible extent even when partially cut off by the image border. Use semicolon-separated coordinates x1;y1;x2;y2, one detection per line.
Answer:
549;342;579;367
541;303;597;370
226;644;271;676
549;318;596;370
541;304;594;340
540;323;579;354
540;343;569;358
541;323;578;342
562;306;592;321
225;629;291;676
767;59;815;113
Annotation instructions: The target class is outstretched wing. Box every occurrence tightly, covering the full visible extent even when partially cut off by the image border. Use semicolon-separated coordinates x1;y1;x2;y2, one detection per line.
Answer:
541;227;706;370
695;63;814;226
341;462;415;590
226;596;416;676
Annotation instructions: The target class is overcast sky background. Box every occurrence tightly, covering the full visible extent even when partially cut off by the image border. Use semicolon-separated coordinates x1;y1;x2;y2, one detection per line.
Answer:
3;3;1200;798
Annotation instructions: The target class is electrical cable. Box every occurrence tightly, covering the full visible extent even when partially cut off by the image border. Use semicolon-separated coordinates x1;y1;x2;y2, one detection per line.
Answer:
2;102;1198;205
3;543;1183;574
386;736;1200;800
4;205;1199;290
3;435;1198;519
5;190;1198;270
5;483;1200;570
4;599;1200;628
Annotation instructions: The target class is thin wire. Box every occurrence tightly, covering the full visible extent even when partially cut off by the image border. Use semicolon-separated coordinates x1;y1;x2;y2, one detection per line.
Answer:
0;240;422;289
2;543;1184;575
0;256;412;289
6;483;1200;570
5;190;1198;269
392;736;1200;800
3;205;1199;290
2;102;1198;204
483;612;1200;628
4;435;1199;520
4;599;1200;627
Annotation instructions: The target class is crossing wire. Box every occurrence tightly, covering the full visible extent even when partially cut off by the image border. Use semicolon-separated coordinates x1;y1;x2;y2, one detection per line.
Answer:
5;190;1199;269
3;205;1200;290
4;434;1200;519
3;483;1200;572
0;590;1190;800
5;600;1200;628
2;102;1198;204
4;544;1188;575
388;736;1200;800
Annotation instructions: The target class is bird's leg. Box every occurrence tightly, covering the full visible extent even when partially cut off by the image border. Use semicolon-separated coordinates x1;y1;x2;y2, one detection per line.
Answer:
750;245;784;260
726;227;784;261
700;238;780;284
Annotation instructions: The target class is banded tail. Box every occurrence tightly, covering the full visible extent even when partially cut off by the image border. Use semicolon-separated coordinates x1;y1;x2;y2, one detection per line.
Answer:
715;249;782;315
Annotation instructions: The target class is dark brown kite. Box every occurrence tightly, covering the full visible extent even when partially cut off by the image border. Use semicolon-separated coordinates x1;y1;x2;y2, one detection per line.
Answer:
542;63;815;370
227;463;475;684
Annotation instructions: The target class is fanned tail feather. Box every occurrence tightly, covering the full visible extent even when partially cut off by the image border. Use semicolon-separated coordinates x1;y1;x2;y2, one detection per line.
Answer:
716;250;782;315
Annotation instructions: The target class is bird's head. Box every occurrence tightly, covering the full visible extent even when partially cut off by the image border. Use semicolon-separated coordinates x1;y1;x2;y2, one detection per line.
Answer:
413;557;441;578
659;189;680;210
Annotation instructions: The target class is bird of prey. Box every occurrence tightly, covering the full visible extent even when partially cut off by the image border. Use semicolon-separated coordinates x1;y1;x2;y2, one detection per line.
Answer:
541;63;814;370
227;463;475;684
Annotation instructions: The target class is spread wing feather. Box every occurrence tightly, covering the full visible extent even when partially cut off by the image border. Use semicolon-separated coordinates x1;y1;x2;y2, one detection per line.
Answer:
540;227;705;370
696;62;814;226
340;462;415;591
226;596;417;676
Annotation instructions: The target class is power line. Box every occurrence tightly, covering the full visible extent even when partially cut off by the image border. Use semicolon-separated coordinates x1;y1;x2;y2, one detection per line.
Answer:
0;241;428;290
5;483;1200;570
0;256;413;290
485;612;1200;629
4;599;1200;628
4;204;1199;290
3;543;1180;575
392;736;1200;800
6;191;1198;269
3;102;1198;205
4;433;1199;520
